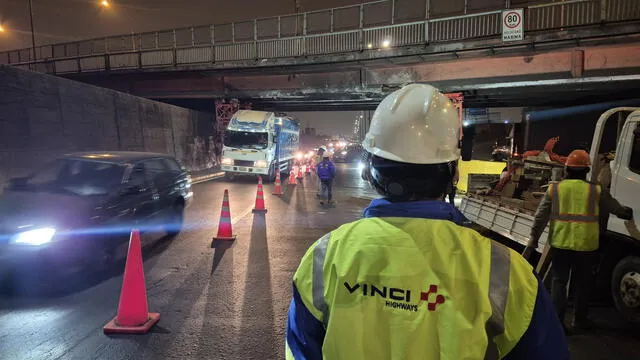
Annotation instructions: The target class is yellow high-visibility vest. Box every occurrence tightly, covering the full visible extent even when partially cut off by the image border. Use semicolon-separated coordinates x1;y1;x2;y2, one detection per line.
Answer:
549;180;601;251
287;217;538;359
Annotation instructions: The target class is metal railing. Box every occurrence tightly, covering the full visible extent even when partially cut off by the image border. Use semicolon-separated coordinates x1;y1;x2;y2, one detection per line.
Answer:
0;0;638;74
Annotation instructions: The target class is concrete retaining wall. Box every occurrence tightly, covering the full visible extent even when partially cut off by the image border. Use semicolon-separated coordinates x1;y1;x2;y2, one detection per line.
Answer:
0;65;215;185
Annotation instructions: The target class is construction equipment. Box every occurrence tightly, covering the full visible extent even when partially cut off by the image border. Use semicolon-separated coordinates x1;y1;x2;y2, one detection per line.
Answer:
460;108;640;322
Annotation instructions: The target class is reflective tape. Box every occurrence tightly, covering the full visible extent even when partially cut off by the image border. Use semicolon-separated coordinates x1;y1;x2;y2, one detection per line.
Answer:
484;242;511;360
587;183;598;216
550;183;559;214
312;233;331;329
550;182;599;222
550;214;599;222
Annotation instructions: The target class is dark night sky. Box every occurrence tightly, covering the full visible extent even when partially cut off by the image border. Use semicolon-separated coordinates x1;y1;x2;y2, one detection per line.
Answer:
0;0;369;51
0;0;526;51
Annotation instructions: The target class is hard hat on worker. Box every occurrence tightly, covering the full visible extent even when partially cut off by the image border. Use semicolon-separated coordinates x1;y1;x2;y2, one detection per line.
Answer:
360;84;461;200
565;149;591;168
362;83;460;164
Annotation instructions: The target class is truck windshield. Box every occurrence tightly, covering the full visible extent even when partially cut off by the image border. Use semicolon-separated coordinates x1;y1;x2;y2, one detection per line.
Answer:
224;131;269;150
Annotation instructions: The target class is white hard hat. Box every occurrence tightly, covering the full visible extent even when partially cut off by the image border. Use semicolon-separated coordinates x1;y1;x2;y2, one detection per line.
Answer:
319;146;327;152
362;84;460;164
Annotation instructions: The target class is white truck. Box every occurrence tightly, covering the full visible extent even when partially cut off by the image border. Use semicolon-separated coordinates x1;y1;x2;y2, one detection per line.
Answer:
220;110;300;181
460;107;640;321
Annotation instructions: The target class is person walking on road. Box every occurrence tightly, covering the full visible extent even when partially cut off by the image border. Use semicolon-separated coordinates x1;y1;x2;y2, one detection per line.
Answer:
526;149;633;333
316;152;336;206
315;146;327;198
286;83;569;360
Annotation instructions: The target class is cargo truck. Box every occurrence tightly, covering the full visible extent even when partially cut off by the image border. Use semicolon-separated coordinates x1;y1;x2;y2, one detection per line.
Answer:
221;110;300;181
460;107;640;321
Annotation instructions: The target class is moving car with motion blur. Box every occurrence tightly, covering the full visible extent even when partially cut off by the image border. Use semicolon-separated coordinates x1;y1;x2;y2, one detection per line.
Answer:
0;152;193;276
333;144;367;163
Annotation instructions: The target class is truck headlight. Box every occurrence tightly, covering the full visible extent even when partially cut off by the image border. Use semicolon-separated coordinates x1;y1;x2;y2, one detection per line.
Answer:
254;160;267;168
221;158;233;165
11;227;56;246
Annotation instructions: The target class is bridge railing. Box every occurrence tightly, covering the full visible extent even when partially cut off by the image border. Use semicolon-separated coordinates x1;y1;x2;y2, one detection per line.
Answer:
0;0;638;73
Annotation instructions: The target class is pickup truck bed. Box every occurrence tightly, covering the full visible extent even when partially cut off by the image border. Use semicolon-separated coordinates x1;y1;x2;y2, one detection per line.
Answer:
460;194;550;253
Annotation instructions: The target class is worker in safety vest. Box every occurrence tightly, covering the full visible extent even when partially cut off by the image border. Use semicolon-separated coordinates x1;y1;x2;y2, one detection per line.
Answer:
526;149;633;333
286;84;569;360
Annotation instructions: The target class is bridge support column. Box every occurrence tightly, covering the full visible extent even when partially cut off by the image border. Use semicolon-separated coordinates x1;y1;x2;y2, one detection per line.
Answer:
571;49;585;78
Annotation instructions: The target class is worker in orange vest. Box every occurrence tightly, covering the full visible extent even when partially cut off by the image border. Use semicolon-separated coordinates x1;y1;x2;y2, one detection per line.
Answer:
526;149;633;333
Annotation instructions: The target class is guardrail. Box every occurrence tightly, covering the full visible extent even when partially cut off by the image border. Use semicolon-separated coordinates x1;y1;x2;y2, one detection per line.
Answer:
0;0;638;74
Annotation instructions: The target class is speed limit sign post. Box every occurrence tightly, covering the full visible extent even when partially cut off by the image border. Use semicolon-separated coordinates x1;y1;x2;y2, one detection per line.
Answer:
502;9;524;42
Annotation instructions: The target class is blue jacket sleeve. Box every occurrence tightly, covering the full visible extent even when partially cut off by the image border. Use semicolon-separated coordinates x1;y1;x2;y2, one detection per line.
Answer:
286;284;325;360
503;274;569;360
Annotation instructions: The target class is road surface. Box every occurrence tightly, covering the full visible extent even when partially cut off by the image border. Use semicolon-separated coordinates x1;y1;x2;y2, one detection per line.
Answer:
1;164;638;359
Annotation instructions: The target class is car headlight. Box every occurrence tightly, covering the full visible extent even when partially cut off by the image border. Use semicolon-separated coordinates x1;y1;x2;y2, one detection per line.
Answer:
221;158;233;165
341;151;347;155
254;160;267;168
11;227;56;246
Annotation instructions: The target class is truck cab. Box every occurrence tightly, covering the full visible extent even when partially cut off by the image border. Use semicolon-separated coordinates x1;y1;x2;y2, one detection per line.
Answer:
221;110;299;181
589;108;640;321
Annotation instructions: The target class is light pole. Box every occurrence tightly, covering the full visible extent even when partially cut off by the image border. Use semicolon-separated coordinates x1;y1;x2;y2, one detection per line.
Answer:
28;0;37;66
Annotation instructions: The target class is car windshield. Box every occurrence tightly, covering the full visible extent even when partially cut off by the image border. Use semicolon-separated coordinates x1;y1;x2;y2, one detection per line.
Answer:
21;159;125;196
224;131;268;150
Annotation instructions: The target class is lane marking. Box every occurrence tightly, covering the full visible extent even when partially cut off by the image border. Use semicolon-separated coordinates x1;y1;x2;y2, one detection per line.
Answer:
192;172;225;184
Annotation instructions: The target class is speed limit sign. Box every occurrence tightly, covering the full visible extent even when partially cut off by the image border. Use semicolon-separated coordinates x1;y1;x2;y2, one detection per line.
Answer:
502;9;524;42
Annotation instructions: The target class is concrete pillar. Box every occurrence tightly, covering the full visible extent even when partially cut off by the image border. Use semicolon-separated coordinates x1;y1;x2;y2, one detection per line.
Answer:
571;49;585;78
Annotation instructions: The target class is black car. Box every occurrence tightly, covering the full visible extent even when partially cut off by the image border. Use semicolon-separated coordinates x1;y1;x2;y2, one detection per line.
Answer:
0;151;192;273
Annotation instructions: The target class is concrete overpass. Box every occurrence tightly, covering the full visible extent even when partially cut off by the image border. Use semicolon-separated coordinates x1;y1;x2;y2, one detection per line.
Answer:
2;0;640;110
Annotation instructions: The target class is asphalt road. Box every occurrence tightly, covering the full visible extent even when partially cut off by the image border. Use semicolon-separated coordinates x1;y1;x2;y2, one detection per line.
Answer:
1;163;639;359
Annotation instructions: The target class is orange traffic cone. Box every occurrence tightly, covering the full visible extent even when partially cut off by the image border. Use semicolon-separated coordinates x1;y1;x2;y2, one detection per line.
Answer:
212;189;236;244
289;168;297;185
252;176;268;213
305;164;311;175
297;166;303;179
104;230;160;334
273;170;283;195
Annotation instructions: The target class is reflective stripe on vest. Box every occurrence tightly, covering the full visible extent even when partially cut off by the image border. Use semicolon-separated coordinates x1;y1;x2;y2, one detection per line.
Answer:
312;233;330;329
549;180;601;251
310;230;515;359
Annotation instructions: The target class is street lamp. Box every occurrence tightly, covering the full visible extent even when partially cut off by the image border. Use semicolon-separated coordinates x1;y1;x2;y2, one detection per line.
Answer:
100;0;111;7
0;24;5;33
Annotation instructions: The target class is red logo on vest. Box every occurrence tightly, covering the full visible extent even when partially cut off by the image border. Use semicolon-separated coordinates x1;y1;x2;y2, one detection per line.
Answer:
420;285;446;311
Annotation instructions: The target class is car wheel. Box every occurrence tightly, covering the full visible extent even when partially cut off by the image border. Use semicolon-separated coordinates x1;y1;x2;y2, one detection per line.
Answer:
166;202;185;238
612;256;640;323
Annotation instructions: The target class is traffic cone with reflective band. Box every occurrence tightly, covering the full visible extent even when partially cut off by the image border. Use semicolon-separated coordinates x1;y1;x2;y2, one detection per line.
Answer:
252;176;268;213
272;171;283;195
305;164;311;175
297;166;303;180
212;189;236;244
288;169;297;185
104;230;160;334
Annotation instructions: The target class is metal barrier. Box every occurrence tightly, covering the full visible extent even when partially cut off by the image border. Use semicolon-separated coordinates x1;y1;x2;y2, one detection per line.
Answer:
1;0;638;73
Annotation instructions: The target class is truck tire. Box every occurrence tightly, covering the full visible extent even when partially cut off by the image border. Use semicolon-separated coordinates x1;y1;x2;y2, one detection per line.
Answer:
611;256;640;323
266;163;276;183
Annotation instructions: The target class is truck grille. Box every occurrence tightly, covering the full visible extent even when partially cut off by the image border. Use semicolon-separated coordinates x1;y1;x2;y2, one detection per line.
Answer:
234;160;254;167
